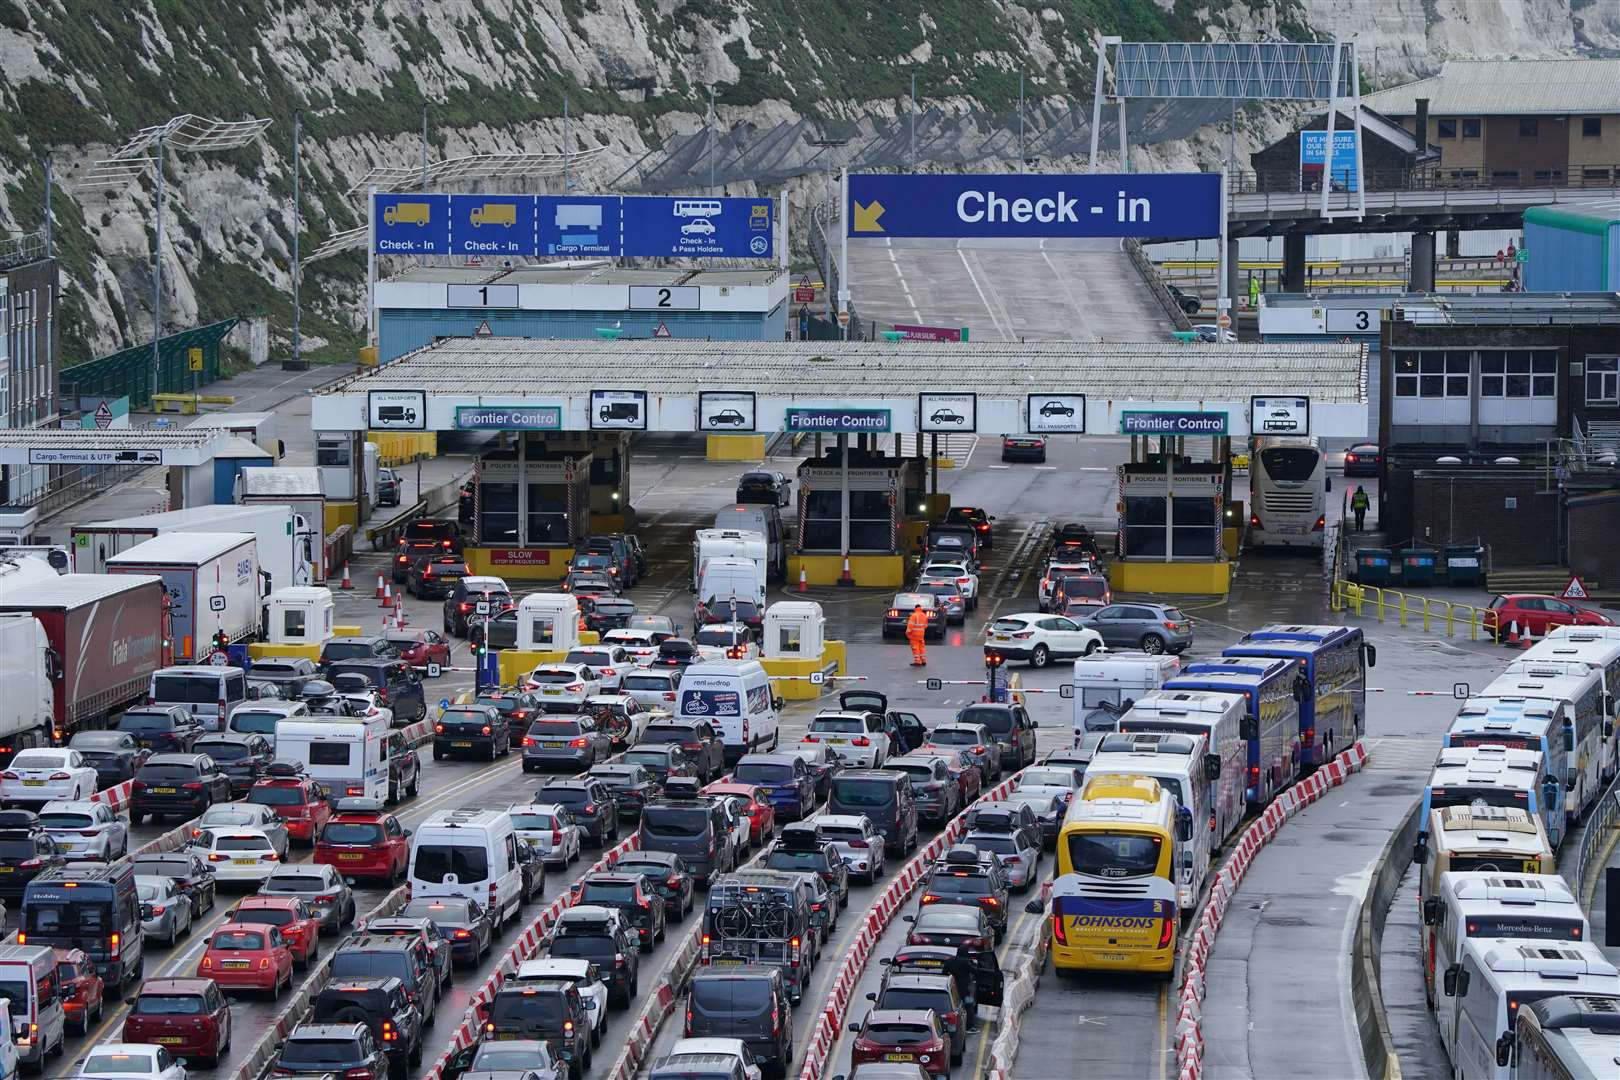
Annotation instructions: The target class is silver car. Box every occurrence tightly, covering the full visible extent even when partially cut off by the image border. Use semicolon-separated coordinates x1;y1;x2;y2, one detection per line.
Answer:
192;802;289;858
258;864;355;934
817;814;888;885
963;828;1041;892
136;875;194;945
39;800;129;861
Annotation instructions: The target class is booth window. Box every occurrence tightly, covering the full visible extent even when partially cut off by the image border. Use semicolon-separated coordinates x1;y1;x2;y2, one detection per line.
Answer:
282;609;306;638
778;625;803;654
531;616;556;647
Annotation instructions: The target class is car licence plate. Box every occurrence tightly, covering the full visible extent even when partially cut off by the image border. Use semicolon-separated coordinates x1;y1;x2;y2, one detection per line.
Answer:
884;1054;916;1062
544;741;566;749
452;741;472;748
338;852;364;861
992;634;1010;642
0;867;13;874
152;787;177;794
496;1033;524;1041
156;1037;184;1046
912;958;943;968
711;958;744;966
22;779;44;787
222;960;249;969
1279;525;1305;535
543;688;561;695
232;858;258;866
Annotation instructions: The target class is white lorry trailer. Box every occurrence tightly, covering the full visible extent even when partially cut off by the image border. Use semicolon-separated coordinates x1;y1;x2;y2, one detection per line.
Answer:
71;503;315;590
105;532;263;661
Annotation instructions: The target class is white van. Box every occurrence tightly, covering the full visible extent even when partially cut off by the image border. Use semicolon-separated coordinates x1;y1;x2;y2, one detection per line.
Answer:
697;557;766;609
1117;690;1248;852
675;660;781;765
0;945;65;1071
692;529;768;594
149;664;249;730
408;809;524;930
1423;872;1588;1014
1071;653;1183;734
276;714;390;801
713;505;786;582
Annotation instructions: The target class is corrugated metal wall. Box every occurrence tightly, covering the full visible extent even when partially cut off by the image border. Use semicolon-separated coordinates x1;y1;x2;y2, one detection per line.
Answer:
380;304;787;363
1523;218;1610;292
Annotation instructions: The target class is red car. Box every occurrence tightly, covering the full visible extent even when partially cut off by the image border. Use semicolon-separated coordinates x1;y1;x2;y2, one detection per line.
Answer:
922;745;984;805
847;1008;951;1078
53;948;103;1035
314;797;410;883
248;765;333;845
1484;594;1614;638
198;922;295;996
385;629;451;671
230;896;322;968
121;977;232;1067
701;781;777;846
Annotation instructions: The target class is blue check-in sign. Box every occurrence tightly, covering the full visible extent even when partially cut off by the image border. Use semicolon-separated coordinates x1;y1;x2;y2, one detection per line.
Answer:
1120;410;1229;435
785;408;891;433
455;405;563;431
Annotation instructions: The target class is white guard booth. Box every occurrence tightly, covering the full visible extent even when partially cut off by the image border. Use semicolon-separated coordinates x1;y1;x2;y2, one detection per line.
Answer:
764;601;826;659
517;593;581;652
263;586;336;646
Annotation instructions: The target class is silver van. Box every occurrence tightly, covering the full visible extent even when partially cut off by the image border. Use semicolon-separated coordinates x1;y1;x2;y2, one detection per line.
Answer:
712;505;786;583
149;665;249;731
0;944;66;1070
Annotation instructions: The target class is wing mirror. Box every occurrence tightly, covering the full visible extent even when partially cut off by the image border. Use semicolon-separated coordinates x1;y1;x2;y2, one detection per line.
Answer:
1422;898;1442;926
1204;753;1222;780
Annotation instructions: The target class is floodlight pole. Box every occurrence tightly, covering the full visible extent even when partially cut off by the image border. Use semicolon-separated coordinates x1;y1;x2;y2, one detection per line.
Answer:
838;168;850;341
151;135;165;401
420;106;429;193
708;86;717;194
292;110;302;370
1018;74;1026;169
563;94;571;190
910;73;917;170
367;185;378;348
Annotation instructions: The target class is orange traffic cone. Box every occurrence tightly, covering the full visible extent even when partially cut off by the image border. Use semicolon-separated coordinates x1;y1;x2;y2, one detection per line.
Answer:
798;566;808;593
837;556;855;587
396;603;407;627
375;574;386;599
1521;623;1537;649
1503;619;1520;647
339;563;353;590
380;582;393;608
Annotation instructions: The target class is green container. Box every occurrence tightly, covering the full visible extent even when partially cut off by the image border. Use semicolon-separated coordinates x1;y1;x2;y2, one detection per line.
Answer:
1354;548;1397;586
1443;545;1486;587
1399;546;1439;586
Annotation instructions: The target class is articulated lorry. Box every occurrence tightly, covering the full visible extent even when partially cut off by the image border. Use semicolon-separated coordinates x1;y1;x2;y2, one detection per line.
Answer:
106;532;264;662
71;503;315;591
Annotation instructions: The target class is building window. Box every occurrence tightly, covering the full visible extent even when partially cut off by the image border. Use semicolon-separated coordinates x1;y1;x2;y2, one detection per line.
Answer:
1449;169;1480;181
1437;118;1457;139
1481;350;1557;398
1533;169;1564;182
1462;118;1481;138
1492;170;1521;184
1394;351;1469;398
1588;356;1620;406
1583;117;1602;138
1519;118;1539;138
1583;167;1613;182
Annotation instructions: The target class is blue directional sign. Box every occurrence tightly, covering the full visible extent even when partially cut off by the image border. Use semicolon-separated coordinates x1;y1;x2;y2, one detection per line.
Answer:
846;173;1221;240
449;194;537;256
538;196;622;257
374;193;450;254
622;196;774;259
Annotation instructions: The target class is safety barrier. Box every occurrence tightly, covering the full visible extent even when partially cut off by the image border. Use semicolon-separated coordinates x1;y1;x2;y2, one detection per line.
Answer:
90;779;134;814
1572;772;1620;910
237;886;410;1080
983;893;1053;1080
1352;799;1422;1080
1330;579;1497;642
797;769;1027;1080
324;523;355;578
1174;741;1370;1080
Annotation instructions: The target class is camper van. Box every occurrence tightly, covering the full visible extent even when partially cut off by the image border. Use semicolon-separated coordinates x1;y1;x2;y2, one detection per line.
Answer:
712;506;786;582
276;714;391;802
1071;653;1182;735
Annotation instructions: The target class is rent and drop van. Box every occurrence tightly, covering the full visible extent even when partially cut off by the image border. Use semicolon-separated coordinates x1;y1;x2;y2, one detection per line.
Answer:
676;661;781;764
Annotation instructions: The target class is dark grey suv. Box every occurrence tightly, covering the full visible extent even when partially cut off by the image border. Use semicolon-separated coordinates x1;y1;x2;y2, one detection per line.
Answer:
1077;602;1194;655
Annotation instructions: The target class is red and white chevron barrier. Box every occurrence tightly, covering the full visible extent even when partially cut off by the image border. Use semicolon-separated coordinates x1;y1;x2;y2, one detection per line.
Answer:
1173;741;1370;1080
797;768;1026;1080
90;779;134;813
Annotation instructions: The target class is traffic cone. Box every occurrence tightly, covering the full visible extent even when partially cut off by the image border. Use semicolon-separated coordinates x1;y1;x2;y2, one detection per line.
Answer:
375;574;386;599
1503;619;1520;647
837;556;855;587
396;603;407;627
380;582;393;608
798;566;808;593
339;563;353;590
1521;623;1537;649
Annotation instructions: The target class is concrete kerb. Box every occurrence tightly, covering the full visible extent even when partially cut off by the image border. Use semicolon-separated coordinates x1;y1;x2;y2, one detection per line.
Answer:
1173;741;1371;1080
1353;799;1422;1080
796;769;1026;1080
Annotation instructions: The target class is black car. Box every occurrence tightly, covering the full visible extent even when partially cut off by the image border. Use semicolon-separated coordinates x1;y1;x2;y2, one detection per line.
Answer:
902;904;1006;1010
944;506;995;549
684;965;794;1075
764;823;851;910
0;813;64;899
400;518;462;554
67;731;149;790
244;657;320;697
920;845;1010;941
130;753;233;823
194;733;274;797
443;580;514;637
458;482;475;523
586;763;661;820
869;974;969;1066
482;979;591;1077
471;689;541;733
542;908;640;1007
132;850;218;919
319;635;400;667
328;935;441;1025
611;851;695;922
432;704;510;761
310;977;424;1075
402;896;496;968
735;470;791;508
376;469;401;507
537;779;619;848
407;556;468;600
1165;283;1202;315
582;595;637;635
384;730;421;804
569;872;665;950
275;1022;391;1080
116;705;205;753
621;744;699;785
580;534;637;585
639;720;725;782
467;609;518;650
1343;441;1383;477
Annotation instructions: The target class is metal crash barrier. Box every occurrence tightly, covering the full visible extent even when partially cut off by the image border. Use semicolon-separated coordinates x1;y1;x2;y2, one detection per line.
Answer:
1331;578;1499;642
366;499;427;551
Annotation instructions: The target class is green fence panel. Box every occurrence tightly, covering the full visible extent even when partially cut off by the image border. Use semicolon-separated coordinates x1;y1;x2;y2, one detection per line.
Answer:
59;319;239;409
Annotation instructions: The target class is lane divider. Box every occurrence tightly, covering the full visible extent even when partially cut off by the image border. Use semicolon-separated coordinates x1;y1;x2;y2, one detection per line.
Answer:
983;896;1054;1079
797;768;1027;1080
1172;741;1370;1080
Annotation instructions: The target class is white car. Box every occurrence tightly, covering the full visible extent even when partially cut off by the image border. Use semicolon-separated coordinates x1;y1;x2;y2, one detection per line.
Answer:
191;803;289;857
200;827;283;884
525;663;603;709
584;694;655;747
333;686;394;726
510;803;583;866
692;622;760;662
1015;765;1085;807
667;1038;762;1080
564;646;634;692
803;712;890;768
619;668;681;710
818;814;888;884
708;795;751;862
1038;559;1098;611
514;958;609;1043
985;612;1104;667
601;628;662;665
460;574;509;596
39;800;129;860
76;1044;187;1080
0;749;98;807
920;559;980;609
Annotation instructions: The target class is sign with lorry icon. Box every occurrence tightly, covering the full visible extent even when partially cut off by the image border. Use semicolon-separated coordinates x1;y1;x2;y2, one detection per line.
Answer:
375;194;450;254
367;390;428;430
590;389;648;431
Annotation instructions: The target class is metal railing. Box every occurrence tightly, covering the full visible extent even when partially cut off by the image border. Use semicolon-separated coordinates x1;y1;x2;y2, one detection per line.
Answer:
1571;772;1620;911
1122;238;1193;332
0;229;47;272
1331;578;1500;642
1231;165;1620;195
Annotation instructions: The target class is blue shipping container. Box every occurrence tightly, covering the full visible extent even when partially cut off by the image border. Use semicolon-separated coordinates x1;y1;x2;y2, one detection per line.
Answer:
1522;201;1620;292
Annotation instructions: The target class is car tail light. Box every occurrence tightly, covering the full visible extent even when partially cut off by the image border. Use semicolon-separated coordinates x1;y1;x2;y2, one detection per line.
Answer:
258;957;271;970
663;691;676;701
49;771;71;781
567;683;584;693
261;852;279;862
1346;453;1357;462
454;929;471;939
853;736;871;746
460;603;471;611
442;539;452;549
6;771;27;781
381;1020;397;1042
489;882;500;906
921;893;939;904
887;608;900;618
80;830;100;837
1158;917;1174;949
208;853;227;862
666;874;682;887
481;725;492;736
848;838;868;849
552;829;563;844
522;737;534;747
982;896;1000;907
343;1070;375;1080
802;734;818;743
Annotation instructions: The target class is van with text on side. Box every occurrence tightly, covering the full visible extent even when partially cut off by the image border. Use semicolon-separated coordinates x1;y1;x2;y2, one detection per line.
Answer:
20;862;144;992
1116;690;1247;855
676;661;780;765
1221;623;1374;769
1440;938;1619;1079
1421;872;1588;1016
1041;773;1186;976
1163;657;1303;809
1474;667;1610;822
1517;626;1620;780
1416;744;1557;852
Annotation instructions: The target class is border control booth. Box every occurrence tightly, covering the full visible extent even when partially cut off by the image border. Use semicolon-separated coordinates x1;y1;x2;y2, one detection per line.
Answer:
465;441;592;578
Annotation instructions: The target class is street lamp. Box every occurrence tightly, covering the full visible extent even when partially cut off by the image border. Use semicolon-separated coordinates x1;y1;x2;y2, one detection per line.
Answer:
72;114;271;402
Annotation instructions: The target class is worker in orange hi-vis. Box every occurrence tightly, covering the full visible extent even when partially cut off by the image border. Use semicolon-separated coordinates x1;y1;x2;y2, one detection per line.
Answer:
906;604;931;667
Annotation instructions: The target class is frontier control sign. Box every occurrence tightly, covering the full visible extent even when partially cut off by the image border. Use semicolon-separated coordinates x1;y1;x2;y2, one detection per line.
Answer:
846;173;1221;240
785;408;891;434
1120;411;1229;435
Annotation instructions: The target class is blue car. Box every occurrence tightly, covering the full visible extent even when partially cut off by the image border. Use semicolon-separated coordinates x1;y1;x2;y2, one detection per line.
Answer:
732;753;817;821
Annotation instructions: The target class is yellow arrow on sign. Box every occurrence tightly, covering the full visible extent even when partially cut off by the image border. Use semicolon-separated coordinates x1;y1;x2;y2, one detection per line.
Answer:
853;200;886;233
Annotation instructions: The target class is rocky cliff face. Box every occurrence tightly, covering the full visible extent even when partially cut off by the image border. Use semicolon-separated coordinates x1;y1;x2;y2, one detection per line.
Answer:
1;0;1614;363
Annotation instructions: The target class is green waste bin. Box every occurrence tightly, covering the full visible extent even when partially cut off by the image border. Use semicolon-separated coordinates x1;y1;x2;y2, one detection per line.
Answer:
1443;545;1486;587
1399;546;1439;586
1354;548;1397;586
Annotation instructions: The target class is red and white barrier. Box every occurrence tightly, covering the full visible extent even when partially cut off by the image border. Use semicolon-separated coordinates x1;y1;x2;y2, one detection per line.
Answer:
797;769;1026;1080
1173;741;1371;1080
90;779;134;813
